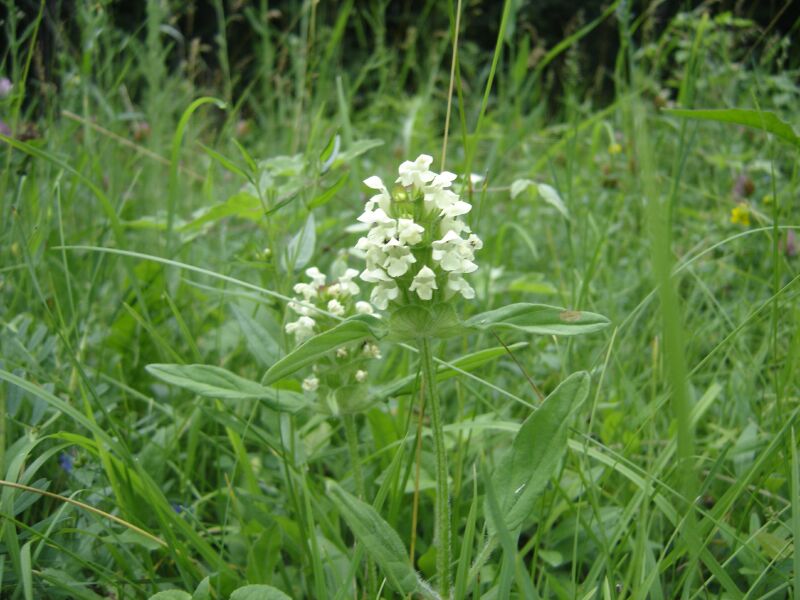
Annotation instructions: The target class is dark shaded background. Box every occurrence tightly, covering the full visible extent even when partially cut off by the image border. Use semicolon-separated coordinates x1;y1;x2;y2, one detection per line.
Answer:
3;0;799;114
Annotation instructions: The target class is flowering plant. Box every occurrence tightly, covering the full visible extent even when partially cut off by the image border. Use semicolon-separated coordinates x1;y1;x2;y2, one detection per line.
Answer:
353;154;482;340
284;265;382;414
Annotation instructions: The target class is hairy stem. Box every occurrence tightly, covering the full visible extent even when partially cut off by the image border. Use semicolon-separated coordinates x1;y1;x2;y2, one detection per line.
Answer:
421;337;450;597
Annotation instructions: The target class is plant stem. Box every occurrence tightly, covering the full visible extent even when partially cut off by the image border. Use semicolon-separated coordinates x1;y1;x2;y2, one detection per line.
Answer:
420;337;450;597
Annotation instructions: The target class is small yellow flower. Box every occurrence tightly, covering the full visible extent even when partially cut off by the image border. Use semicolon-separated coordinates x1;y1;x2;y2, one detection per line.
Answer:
730;203;751;226
608;143;623;155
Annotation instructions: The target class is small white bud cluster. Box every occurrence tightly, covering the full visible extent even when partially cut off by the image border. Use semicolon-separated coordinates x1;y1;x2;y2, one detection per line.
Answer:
284;265;380;394
285;266;368;343
354;154;482;310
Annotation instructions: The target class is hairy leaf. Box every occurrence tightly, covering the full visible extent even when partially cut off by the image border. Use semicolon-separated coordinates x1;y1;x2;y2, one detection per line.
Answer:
488;371;591;532
327;481;435;598
147;364;307;412
465;303;609;336
263;315;385;385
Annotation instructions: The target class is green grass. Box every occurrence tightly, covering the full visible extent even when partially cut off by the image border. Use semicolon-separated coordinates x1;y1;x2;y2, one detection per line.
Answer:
1;2;799;598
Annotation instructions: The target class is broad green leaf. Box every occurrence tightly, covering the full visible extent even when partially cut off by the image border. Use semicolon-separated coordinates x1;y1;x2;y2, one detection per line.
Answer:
664;108;800;149
387;303;462;341
230;305;280;367
229;584;293;600
327;481;434;598
263;315;385;385
181;192;265;231
537;183;569;220
191;577;211;600
148;592;192;600
282;213;316;271
146;364;307;413
465;303;609;336
488;371;591;532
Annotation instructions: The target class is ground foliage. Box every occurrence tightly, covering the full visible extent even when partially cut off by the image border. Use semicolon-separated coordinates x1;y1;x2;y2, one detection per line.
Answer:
1;1;799;598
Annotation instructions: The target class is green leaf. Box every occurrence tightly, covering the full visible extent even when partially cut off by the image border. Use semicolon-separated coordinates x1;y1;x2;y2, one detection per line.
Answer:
334;139;384;164
320;133;341;173
191;577;211;600
488;371;591;532
327;481;434;598
146;364;307;413
387;303;462;341
148;592;192;600
308;171;348;210
510;178;534;199
465;303;609;336
181;192;265;231
282;213;316;271
21;541;33;600
509;180;569;219
664;108;800;149
200;143;251;182
230;305;280;367
263;315;385;386
537;183;569;220
229;584;293;600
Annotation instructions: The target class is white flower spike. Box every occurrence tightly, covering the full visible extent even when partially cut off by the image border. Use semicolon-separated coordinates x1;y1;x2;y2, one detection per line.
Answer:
355;155;482;310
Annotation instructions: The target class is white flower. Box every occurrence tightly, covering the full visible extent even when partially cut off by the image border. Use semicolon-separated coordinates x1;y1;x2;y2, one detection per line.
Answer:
305;267;326;288
363;343;382;359
467;233;483;251
327;283;341;297
431;171;457;188
409;265;438;300
396;154;435;188
439;197;472;219
382;238;416;278
396;218;424;245
446;273;476;299
338;268;360;296
302;376;319;392
327;299;345;316
293;282;318;302
355;369;368;383
336;347;349;358
423;171;471;217
360;267;392;283
432;230;478;273
358;206;395;227
355;237;387;270
355;301;374;315
286;315;316;342
370;280;399;310
363;176;392;213
469;173;485;184
440;217;471;236
288;300;311;316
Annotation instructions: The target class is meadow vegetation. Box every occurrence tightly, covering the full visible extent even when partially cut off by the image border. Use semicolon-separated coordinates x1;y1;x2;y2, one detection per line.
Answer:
1;1;799;598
